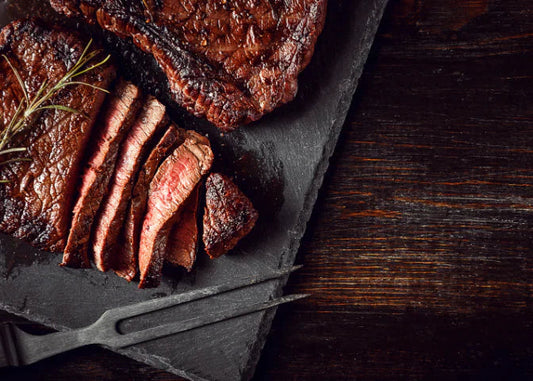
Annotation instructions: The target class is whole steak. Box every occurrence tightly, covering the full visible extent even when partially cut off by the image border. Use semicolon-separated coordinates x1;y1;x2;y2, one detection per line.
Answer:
0;20;115;252
49;0;328;131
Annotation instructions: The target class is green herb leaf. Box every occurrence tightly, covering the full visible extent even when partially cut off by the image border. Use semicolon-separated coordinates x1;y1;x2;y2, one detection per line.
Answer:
37;105;81;114
0;147;27;155
2;54;29;104
65;81;110;93
0;157;32;166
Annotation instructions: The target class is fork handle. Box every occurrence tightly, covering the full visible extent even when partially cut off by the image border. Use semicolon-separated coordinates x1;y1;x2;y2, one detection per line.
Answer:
11;324;96;366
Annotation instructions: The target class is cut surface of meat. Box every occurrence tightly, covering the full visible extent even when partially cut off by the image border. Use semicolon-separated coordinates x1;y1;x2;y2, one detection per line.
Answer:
0;20;115;252
49;0;328;131
203;173;258;258
63;80;141;268
119;124;183;281
92;95;168;272
139;131;213;288
166;184;200;272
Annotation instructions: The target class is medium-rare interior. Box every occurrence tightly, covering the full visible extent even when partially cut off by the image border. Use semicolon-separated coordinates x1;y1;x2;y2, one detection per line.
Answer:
139;132;214;288
203;173;258;259
118;124;183;281
63;79;141;268
92;95;168;272
166;185;200;272
49;0;328;131
0;20;115;252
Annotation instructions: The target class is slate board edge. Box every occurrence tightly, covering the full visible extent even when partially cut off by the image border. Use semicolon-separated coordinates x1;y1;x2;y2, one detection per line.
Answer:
242;1;390;380
0;1;389;379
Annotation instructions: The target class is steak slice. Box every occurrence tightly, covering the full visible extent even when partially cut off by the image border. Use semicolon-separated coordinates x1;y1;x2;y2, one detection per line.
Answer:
62;80;141;268
0;20;115;252
92;95;168;272
119;124;183;281
49;0;328;131
166;184;200;272
139;132;213;288
203;173;258;258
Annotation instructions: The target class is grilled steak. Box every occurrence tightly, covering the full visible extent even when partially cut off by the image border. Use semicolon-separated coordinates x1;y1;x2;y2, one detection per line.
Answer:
119;124;183;281
139;131;213;288
92;95;168;272
166;184;200;271
203;173;258;258
0;20;115;252
63;80;141;268
49;0;328;131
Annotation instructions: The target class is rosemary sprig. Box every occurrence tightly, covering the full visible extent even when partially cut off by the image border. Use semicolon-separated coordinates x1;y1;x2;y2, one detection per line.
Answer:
0;39;110;179
142;0;154;22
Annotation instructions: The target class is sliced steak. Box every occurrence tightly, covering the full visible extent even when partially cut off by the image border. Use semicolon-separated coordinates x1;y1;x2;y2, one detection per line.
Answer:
166;184;200;272
49;0;328;131
92;95;168;272
119;124;183;281
139;132;213;288
62;80;141;268
203;173;258;258
0;20;115;252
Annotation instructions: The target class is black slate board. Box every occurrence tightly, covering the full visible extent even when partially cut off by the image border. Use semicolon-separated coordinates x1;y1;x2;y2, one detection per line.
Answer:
0;0;388;380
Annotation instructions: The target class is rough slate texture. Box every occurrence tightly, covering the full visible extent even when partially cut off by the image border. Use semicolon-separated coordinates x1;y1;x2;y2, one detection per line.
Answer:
0;0;388;380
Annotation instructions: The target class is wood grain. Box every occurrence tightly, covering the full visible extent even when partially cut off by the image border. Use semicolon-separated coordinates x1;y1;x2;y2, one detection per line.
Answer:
256;0;533;379
288;0;533;314
1;0;532;379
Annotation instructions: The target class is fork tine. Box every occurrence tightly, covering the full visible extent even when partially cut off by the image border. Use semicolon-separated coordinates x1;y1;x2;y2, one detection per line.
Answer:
110;294;309;349
0;267;304;367
100;266;302;322
0;323;20;367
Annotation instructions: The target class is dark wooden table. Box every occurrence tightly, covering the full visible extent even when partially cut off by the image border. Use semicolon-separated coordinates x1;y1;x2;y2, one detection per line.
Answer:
1;0;532;379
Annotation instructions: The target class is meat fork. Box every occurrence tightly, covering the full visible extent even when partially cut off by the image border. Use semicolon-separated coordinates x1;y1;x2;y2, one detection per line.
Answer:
0;266;306;367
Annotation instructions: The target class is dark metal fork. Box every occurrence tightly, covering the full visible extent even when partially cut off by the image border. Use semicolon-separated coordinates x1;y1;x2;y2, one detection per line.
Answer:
0;266;306;367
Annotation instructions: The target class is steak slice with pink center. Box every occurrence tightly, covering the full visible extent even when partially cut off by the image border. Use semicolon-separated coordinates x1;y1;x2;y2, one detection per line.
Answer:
62;80;141;268
166;184;200;272
93;95;168;272
118;124;184;281
139;132;213;288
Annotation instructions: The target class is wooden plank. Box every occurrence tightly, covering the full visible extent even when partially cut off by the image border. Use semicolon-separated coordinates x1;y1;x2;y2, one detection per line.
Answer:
257;0;533;378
